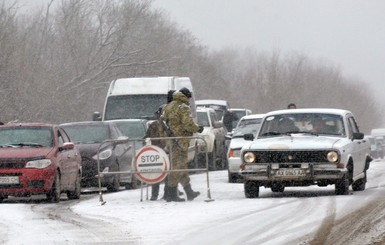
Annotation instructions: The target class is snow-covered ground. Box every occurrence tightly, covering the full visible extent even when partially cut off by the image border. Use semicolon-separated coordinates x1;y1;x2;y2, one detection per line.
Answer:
1;159;385;244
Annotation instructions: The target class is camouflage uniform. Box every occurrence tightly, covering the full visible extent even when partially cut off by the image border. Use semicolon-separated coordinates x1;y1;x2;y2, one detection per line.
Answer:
145;108;167;201
162;91;199;188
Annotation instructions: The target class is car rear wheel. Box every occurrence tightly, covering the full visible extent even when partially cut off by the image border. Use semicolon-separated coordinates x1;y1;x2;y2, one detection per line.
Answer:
244;180;259;198
106;174;120;192
125;175;140;190
47;171;61;202
67;172;81;199
0;196;6;203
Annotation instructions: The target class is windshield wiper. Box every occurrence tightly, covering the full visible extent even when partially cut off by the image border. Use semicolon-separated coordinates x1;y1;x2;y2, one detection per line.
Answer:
8;143;45;147
260;132;282;136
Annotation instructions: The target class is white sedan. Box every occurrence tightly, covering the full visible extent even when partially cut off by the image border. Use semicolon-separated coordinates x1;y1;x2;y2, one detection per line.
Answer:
227;114;265;183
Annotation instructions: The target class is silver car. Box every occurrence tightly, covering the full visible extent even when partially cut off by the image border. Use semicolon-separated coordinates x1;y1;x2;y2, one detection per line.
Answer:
227;114;264;183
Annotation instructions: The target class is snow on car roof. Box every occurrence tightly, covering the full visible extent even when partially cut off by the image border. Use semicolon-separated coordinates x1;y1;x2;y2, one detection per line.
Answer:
239;114;265;120
195;99;229;107
265;108;351;116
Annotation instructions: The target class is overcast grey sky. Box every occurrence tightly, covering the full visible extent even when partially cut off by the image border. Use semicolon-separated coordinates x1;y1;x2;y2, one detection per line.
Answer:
153;0;385;108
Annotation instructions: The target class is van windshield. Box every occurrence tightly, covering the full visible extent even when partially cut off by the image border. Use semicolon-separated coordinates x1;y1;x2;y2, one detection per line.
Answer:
104;94;167;120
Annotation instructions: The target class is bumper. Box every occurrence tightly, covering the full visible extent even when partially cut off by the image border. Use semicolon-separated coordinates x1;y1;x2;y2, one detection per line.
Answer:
228;157;242;173
241;163;347;184
82;158;117;187
0;168;56;196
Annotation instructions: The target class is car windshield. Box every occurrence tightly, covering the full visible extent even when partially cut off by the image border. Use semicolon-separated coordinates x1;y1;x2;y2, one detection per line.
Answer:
114;121;146;139
0;127;53;147
258;113;345;138
197;112;210;127
233;118;263;137
105;94;167;120
62;125;110;144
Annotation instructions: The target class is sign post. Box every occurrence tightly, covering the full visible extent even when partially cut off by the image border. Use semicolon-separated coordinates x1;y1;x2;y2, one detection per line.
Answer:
133;145;170;185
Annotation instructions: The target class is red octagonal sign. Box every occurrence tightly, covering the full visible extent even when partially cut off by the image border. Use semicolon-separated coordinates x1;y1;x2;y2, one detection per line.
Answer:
133;145;170;184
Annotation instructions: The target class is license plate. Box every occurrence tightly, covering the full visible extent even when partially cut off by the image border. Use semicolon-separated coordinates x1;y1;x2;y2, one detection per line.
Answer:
0;176;20;184
275;169;305;177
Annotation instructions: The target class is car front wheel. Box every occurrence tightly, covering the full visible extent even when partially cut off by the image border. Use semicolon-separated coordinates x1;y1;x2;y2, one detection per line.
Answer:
67;172;81;199
47;171;61;202
244;180;259;198
335;173;349;195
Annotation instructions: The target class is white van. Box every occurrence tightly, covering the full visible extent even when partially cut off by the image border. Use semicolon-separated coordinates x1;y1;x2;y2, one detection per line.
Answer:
94;76;198;162
97;76;197;121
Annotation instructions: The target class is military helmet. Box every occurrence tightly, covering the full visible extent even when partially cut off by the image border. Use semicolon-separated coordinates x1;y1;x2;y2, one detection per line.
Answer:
179;87;192;98
167;89;176;103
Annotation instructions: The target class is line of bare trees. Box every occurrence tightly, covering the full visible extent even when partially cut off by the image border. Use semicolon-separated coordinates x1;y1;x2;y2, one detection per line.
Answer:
0;0;382;133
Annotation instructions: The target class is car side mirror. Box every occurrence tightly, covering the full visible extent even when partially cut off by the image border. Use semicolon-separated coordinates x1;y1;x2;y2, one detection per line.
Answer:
352;132;364;140
214;121;224;128
225;132;232;140
243;133;254;141
93;111;102;121
59;142;75;151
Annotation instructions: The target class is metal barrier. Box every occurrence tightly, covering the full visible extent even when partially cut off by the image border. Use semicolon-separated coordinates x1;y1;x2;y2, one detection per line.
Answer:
96;135;213;205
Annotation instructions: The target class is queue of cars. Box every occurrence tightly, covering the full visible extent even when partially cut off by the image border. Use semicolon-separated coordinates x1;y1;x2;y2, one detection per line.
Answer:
0;75;374;201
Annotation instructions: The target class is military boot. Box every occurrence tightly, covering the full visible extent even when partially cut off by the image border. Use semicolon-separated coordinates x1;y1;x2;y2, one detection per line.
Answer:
166;186;185;202
184;184;200;201
150;184;159;201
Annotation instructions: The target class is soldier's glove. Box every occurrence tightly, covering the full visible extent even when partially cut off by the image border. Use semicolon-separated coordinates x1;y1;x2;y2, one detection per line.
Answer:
198;125;204;133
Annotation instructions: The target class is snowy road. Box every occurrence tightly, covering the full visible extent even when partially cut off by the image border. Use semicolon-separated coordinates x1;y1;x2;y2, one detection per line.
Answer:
1;159;385;244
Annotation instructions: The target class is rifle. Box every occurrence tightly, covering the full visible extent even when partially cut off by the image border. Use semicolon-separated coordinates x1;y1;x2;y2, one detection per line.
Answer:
161;120;183;150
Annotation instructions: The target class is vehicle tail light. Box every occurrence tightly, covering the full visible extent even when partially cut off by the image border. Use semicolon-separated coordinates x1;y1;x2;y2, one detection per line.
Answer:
228;149;233;158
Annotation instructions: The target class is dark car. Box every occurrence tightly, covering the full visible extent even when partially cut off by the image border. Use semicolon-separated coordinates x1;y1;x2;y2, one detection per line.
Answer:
0;123;82;203
60;121;134;192
107;119;148;152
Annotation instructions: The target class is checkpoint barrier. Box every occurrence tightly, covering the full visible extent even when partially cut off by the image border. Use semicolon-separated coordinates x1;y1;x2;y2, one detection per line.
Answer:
96;135;213;204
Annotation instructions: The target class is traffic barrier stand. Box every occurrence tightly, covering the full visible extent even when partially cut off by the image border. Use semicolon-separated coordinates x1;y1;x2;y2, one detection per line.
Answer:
96;135;214;204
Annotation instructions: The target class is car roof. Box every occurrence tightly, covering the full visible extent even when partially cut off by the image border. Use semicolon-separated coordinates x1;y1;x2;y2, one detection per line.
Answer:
195;99;229;107
229;108;251;112
239;114;265;120
264;108;351;116
1;122;56;128
60;121;115;126
196;107;216;113
104;119;147;123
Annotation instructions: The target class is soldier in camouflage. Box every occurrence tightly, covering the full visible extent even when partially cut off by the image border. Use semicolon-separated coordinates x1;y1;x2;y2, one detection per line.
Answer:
162;87;203;202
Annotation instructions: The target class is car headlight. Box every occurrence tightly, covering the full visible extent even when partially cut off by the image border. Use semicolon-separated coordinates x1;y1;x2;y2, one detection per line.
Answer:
94;149;113;160
327;151;339;163
25;159;52;169
243;152;256;163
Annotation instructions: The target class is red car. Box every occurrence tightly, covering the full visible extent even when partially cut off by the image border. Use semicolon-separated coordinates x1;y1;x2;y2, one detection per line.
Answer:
0;123;82;203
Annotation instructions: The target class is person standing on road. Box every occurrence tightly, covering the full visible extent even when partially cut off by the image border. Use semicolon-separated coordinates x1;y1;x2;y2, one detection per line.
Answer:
145;106;167;200
162;87;203;202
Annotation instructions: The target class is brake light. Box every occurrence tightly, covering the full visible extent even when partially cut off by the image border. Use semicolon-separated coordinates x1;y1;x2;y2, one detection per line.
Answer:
228;149;233;158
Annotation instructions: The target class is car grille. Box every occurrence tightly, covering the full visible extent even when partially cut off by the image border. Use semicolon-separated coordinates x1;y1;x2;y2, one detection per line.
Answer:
0;161;26;169
253;151;330;163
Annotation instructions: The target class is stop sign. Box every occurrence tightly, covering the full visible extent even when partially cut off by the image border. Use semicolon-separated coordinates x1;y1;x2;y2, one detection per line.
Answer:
133;145;170;184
